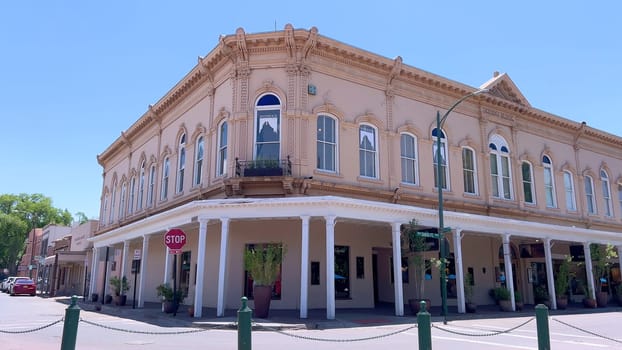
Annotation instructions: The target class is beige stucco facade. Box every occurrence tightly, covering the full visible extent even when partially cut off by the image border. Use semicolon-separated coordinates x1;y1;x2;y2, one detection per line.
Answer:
91;25;622;319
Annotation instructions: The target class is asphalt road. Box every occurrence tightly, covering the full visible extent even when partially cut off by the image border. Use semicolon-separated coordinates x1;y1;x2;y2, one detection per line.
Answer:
1;292;621;349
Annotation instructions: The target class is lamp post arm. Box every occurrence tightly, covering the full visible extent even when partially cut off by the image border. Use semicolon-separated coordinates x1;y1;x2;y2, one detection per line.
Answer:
438;88;489;129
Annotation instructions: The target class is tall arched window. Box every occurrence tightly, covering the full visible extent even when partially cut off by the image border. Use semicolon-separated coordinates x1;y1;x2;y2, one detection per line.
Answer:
400;133;417;184
359;124;378;178
543;155;556;208
177;134;186;193
462;147;476;194
585;175;596;214
102;193;109;226
194;136;204;186
601;169;613;217
109;181;117;224
161;157;170;201
147;164;156;206
521;162;534;204
318;115;337;172
128;177;135;215
137;162;145;211
563;171;576;211
119;181;127;219
432;128;449;189
217;121;228;176
255;94;281;161
489;135;512;199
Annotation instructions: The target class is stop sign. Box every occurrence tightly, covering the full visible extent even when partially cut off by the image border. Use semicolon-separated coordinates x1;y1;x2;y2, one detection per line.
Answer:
164;228;187;251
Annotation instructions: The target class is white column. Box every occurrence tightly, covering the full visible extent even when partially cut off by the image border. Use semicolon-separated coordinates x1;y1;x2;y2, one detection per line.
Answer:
137;235;150;308
299;215;310;318
121;241;129;279
194;218;208;318
618;246;622;286
89;247;99;299
583;242;596;300
391;222;404;316
217;218;230;317
325;215;336;320
544;238;557;309
453;229;465;314
163;247;171;284
502;234;516;311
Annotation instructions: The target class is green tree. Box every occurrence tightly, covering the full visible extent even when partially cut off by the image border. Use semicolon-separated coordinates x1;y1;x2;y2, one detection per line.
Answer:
74;211;89;224
0;213;28;275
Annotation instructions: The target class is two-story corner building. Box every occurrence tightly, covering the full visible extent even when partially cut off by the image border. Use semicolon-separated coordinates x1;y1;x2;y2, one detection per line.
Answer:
17;228;42;278
90;25;622;319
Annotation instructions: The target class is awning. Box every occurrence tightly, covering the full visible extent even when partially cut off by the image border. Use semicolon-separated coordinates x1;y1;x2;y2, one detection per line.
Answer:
43;252;87;266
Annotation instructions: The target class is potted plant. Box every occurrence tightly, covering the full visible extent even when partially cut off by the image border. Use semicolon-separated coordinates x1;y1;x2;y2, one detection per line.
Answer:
109;276;130;306
156;283;185;313
583;283;597;308
495;287;513;311
401;219;434;314
590;243;617;307
464;273;476;313
554;255;571;309
243;242;287;318
514;291;523;311
534;285;550;307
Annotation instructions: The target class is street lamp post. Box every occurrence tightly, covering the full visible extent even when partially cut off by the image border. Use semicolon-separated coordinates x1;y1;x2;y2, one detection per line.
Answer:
436;88;488;324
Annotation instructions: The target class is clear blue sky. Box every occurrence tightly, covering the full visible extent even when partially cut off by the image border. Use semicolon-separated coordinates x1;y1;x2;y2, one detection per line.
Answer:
1;1;620;220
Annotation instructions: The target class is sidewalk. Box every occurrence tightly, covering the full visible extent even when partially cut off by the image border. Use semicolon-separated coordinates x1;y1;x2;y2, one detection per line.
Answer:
53;296;622;331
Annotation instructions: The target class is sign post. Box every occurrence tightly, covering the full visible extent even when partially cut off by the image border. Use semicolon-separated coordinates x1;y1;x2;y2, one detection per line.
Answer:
132;249;141;309
164;229;187;316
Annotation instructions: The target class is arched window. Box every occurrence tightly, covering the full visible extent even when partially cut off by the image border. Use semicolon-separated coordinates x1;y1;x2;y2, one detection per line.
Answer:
128;177;135;215
400;133;417;184
489;135;512;199
255;94;281;161
147;164;156;206
177;134;186;193
543;155;556;208
217;122;228;176
462;147;477;194
318;115;337;172
433;128;449;189
137;162;145;211
119;181;127;219
563;171;576;211
359;124;378;178
601;169;613;217
109;181;117;224
521;162;534;204
161;157;170;201
102;193;109;226
585;175;596;214
194;136;204;186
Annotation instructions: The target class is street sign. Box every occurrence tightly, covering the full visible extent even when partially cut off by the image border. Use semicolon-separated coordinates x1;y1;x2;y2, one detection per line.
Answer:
133;249;141;260
416;231;440;239
165;228;187;254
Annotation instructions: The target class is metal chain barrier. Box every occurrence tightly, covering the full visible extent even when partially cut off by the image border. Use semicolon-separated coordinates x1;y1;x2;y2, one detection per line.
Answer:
79;318;212;335
263;323;418;342
552;317;622;344
432;317;535;337
0;318;64;334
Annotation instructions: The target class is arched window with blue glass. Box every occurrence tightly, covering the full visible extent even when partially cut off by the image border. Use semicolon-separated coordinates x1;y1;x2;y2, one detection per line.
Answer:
489;134;512;199
254;94;281;161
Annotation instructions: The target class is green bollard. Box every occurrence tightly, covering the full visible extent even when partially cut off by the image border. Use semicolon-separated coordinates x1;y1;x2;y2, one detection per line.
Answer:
60;295;81;350
535;304;550;350
238;296;252;350
417;300;432;350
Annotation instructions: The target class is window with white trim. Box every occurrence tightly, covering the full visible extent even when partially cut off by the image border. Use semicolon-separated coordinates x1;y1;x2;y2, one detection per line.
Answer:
138;162;145;211
489;135;512;199
128;177;135;215
161;157;170;201
359;124;378;178
543;155;556;208
585;175;596;214
400;133;418;184
147;164;156;206
194;136;204;186
317;115;337;172
432;128;449;189
618;184;622;217
462;147;476;194
217;121;228;176
521;162;535;204
102;194;109;225
601;169;613;217
563;171;576;211
119;181;127;219
255;94;280;161
109;181;116;224
177;134;186;193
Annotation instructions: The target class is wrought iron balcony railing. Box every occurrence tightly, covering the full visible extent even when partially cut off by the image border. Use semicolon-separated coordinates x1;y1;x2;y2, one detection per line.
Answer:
235;156;292;177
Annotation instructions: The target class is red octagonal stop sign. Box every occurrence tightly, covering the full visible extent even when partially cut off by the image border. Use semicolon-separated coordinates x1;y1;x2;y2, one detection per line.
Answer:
164;228;187;251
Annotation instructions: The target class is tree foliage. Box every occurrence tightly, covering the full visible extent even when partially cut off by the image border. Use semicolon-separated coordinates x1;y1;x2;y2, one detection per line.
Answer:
0;193;73;274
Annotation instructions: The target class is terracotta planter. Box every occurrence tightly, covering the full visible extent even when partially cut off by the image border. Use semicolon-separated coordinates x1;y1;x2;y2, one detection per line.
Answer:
465;302;477;313
113;295;127;306
596;292;609;307
499;299;513;312
556;296;568;310
408;298;431;315
583;298;597;308
253;285;273;318
162;301;179;313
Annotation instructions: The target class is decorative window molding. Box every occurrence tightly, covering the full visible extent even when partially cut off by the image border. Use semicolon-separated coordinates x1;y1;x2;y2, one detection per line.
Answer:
317;115;338;173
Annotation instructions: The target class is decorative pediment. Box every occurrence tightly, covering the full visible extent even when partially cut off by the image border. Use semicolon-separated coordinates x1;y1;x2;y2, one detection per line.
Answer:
481;72;531;107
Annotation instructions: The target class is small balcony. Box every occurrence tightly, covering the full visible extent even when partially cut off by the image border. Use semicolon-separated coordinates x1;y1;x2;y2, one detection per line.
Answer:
235;157;292;177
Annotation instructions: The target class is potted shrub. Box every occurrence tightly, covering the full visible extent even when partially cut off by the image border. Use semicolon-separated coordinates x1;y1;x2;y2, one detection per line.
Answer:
590;243;617;307
156;283;185;313
401;219;435;314
495;287;513;311
554;255;571;309
109;276;130;306
514;291;523;311
464;273;476;313
534;285;550;307
583;283;597;308
243;242;287;318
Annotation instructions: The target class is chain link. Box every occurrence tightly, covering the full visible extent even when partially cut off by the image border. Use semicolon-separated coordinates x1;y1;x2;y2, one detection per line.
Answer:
80;318;211;335
432;317;535;337
0;318;64;334
552;317;622;344
264;323;418;342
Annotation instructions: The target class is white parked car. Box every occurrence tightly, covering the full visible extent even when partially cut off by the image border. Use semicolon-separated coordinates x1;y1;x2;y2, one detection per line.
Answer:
2;277;28;293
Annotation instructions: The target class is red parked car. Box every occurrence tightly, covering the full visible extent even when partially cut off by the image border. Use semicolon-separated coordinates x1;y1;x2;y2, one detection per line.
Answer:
10;278;36;296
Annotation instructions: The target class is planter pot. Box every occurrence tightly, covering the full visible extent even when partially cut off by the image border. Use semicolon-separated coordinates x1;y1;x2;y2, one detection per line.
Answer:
113;295;127;306
408;298;431;315
465;302;477;313
556;296;568;310
253;285;273;318
104;294;113;304
187;306;194;317
583;298;597;308
596;292;609;307
91;293;99;303
499;299;513;312
515;301;524;311
162;301;179;314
